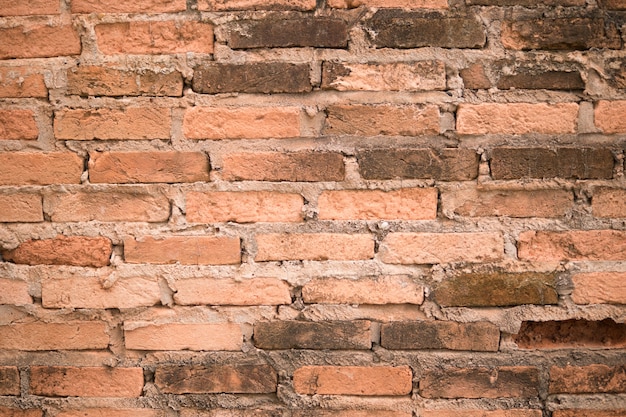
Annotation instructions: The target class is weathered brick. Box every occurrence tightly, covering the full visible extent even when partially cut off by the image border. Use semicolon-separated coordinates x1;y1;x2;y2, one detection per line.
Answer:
124;236;241;265
572;272;626;305
2;236;112;267
461;63;491;89
192;63;311;94
71;0;187;13
54;108;171;140
602;0;626;9
292;412;409;417
89;151;210;184
0;109;38;140
293;366;412;395
180;410;286;417
381;321;500;351
56;409;160;417
595;100;626;133
318;188;437;220
514;319;626;349
30;367;144;397
364;10;486;49
518;230;626;261
67;66;183;97
96;21;214;55
183;107;301;140
0;152;84;186
0;0;59;15
0;322;108;350
255;233;375;261
302;276;424;305
497;71;584;90
199;0;315;10
0;66;48;98
379;232;504;264
329;0;448;7
422;411;541;417
254;320;372;349
553;410;626;417
324;105;440;136
0;278;32;305
321;61;446;91
0;25;81;59
549;365;626;394
0;367;20;395
593;188;626;218
607;58;626;88
155;365;277;394
125;322;242;351
0;407;42;417
174;278;291;306
490;148;614;180
420;367;540;398
222;152;345;182
0;193;43;222
467;0;583;4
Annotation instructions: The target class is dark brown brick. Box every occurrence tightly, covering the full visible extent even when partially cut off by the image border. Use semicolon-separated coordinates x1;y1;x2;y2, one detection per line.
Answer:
192;62;311;94
514;319;626;349
254;320;372;350
600;0;626;9
155;365;277;394
0;366;19;395
467;0;584;5
357;149;479;181
364;10;486;49
432;272;559;307
550;365;626;394
490;148;614;180
226;18;348;49
497;71;584;90
381;321;500;351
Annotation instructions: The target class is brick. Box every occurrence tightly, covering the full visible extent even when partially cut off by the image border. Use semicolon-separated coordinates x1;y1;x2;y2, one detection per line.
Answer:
514;319;626;349
595;100;626;134
174;278;291;306
420;367;540;398
222;152;345;182
553;411;626;417
490;148;614;180
96;21;214;55
0;367;20;395
0;67;47;98
302;276;424;305
497;71;584;90
57;410;160;417
364;10;486;49
254;320;372;349
461;63;491;89
549;365;626;394
518;230;626;262
0;25;80;59
124;236;241;265
329;0;448;7
192;63;311;94
572;272;626;305
468;0;583;4
292;412;409;417
89;151;210;184
255;233;374;261
187;191;303;223
0;193;43;222
422;411;541;417
226;18;348;49
379;232;504;264
318;188;437;220
432;272;559;307
357;149;478;181
0;408;42;417
183;107;301;140
0;322;108;350
0;109;38;140
293;366;412;395
180;410;286;417
381;321;500;351
324;105;440;136
457;103;578;135
125;322;242;351
2;236;112;267
71;0;187;13
593;188;626;218
67;66;183;97
606;58;626;89
0;152;84;186
42;276;161;309
30;367;144;397
0;278;32;305
603;0;626;9
0;0;59;15
321;61;446;91
155;365;277;394
198;0;316;10
54;108;171;140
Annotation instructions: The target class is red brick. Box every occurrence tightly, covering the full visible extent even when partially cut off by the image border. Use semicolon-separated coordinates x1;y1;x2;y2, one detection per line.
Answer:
293;366;412;395
198;0;316;10
0;322;108;350
514;319;626;349
0;109;38;140
381;321;500;351
67;66;183;97
0;278;32;305
54;108;171;140
253;320;372;349
572;272;626;305
0;407;42;417
303;276;424;305
0;25;80;59
56;409;160;417
0;366;20;395
0;0;59;15
155;365;277;394
518;230;626;261
422;411;541;417
173;277;291;306
595;100;626;134
124;236;240;265
553;410;626;417
0;193;43;222
89;151;210;184
125;322;242;351
96;21;214;55
0;152;83;186
593;188;626;218
255;233;374;261
0;66;48;98
30;366;144;397
2;236;112;267
71;0;186;13
549;365;626;394
324;105;440;136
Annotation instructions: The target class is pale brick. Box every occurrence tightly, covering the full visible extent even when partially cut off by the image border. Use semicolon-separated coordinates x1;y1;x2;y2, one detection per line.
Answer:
293;366;412;395
198;0;316;10
0;0;59;15
124;322;242;351
302;276;424;305
72;0;187;13
595;100;626;133
0;152;83;186
255;233;375;261
0;278;32;305
324;105;439;136
124;236;241;265
0;109;38;140
174;278;291;306
2;236;112;267
0;66;48;98
0;322;108;350
571;272;626;305
0;25;80;59
328;0;448;7
30;366;144;397
593;188;626;218
422;410;542;417
0;193;43;222
518;230;626;261
67;66;183;97
57;409;160;417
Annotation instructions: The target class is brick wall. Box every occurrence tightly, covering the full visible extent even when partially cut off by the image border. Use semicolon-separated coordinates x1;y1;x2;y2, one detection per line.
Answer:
1;0;625;416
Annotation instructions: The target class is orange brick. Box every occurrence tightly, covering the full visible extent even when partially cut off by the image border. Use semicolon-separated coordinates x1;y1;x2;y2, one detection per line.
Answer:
518;230;626;261
0;152;83;186
0;278;32;305
324;105;440;136
54;108;171;140
183;107;301;140
173;278;291;306
96;21;214;55
318;188;437;220
0;109;38;140
57;409;160;417
0;322;108;350
379;232;504;264
457;103;579;134
0;367;20;395
89;151;210;184
592;188;626;218
293;366;412;395
422;411;541;417
549;365;626;394
0;25;80;59
67;66;183;97
30;366;144;397
2;235;112;267
0;67;47;98
72;0;186;13
595;100;626;133
571;272;626;305
302;276;424;305
328;0;448;7
0;407;42;417
124;322;242;351
0;193;43;222
322;62;446;91
198;0;316;10
0;0;59;15
124;236;241;265
255;233;375;261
